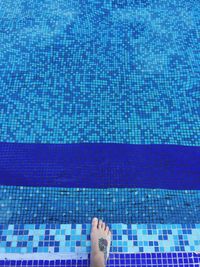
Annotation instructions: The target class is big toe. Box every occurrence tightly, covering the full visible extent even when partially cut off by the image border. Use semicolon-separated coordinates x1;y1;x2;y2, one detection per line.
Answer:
91;217;98;229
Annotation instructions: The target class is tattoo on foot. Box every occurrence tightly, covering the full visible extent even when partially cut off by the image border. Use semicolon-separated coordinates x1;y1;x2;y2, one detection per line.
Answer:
98;238;108;265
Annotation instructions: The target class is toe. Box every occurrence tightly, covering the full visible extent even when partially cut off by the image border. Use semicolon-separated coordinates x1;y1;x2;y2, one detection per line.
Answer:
108;230;112;238
92;217;98;228
105;226;109;234
98;219;103;229
102;222;106;230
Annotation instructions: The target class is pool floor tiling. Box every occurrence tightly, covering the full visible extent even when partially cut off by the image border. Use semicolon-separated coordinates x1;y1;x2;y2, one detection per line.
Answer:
0;0;200;146
0;0;200;265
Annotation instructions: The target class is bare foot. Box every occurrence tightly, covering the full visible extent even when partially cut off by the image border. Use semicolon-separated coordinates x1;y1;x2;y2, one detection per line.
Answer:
90;217;112;267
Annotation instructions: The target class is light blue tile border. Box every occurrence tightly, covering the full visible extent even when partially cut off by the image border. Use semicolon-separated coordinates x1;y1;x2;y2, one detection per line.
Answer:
0;224;200;255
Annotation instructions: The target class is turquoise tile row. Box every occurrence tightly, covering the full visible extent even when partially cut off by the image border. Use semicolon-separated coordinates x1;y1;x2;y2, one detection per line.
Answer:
1;186;200;224
0;224;200;254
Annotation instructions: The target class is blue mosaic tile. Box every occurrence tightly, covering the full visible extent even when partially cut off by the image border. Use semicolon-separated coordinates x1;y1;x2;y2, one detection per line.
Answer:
0;253;200;266
0;0;200;264
0;0;199;145
0;186;200;224
0;224;200;254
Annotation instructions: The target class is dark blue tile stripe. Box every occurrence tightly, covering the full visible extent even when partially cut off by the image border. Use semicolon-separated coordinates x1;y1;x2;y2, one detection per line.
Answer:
0;143;200;189
0;253;199;266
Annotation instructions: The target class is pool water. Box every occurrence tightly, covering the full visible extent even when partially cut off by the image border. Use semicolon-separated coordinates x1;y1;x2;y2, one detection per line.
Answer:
0;0;199;145
0;0;200;266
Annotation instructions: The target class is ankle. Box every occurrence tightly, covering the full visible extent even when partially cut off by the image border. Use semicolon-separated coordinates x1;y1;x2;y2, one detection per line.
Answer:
90;253;105;267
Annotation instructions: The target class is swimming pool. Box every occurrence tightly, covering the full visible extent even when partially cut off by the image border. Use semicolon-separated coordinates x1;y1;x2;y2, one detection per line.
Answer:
0;0;200;266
